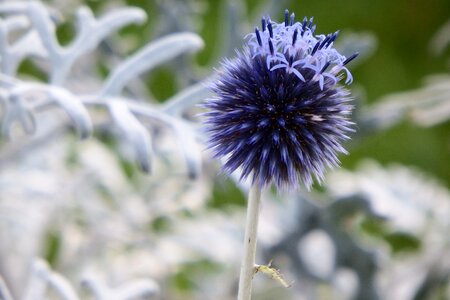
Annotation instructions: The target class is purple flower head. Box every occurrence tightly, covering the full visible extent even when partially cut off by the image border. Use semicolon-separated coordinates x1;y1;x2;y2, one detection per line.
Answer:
203;9;358;189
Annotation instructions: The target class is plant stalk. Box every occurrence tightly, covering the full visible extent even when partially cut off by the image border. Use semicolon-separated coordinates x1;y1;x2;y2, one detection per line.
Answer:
237;183;262;300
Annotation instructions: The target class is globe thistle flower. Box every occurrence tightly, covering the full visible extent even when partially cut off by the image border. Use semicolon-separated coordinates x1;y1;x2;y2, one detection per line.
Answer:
203;9;358;189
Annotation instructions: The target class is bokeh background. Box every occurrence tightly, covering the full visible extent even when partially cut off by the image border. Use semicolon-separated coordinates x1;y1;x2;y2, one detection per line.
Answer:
82;0;450;185
0;0;449;299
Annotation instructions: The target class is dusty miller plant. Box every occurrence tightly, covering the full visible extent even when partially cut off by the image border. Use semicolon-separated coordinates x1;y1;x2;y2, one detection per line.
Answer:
0;0;209;298
0;0;205;175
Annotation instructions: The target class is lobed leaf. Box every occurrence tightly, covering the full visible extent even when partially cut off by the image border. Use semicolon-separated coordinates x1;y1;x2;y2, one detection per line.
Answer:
48;87;93;139
101;32;204;96
109;100;153;173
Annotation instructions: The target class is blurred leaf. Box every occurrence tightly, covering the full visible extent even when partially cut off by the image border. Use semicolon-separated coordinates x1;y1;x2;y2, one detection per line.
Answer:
151;216;172;233
109;101;152;173
359;217;387;237
119;158;138;181
44;231;61;267
65;139;79;168
101;32;204;96
171;259;222;292
49;87;93;139
384;232;421;254
171;272;197;292
208;178;246;209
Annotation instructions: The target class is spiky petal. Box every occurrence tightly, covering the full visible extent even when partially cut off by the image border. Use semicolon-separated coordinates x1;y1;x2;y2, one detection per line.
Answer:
203;10;357;189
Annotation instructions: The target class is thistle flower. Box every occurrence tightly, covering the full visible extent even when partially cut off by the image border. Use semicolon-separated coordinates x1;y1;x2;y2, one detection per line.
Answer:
203;9;358;189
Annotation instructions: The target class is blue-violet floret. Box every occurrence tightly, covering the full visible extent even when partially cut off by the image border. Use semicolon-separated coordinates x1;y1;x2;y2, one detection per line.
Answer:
203;9;358;189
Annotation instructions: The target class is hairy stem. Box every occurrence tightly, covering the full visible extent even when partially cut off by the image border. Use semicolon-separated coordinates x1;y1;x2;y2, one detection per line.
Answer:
237;183;262;300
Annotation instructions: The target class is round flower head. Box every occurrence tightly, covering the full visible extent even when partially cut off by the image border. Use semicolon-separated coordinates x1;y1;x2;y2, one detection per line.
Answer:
203;9;358;189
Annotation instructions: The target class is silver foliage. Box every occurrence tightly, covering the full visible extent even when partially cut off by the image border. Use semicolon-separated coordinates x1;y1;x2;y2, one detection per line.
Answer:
0;0;208;177
0;259;159;300
0;1;209;299
361;74;450;130
360;19;450;131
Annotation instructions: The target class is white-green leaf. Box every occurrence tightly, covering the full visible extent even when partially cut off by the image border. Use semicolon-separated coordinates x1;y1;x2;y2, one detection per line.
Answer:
101;32;204;96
